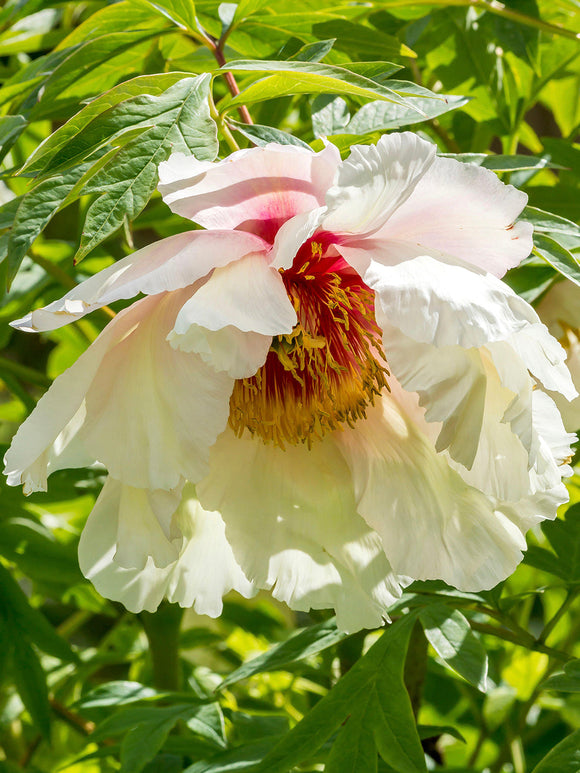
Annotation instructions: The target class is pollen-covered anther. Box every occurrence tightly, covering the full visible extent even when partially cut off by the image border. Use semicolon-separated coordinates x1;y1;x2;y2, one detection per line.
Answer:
228;248;389;447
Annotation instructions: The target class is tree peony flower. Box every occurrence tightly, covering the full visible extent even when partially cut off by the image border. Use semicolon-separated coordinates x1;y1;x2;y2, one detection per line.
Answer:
536;278;580;431
4;133;577;632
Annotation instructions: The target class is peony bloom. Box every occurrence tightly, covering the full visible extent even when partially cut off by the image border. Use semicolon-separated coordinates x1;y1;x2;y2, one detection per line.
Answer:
536;279;580;432
4;133;577;632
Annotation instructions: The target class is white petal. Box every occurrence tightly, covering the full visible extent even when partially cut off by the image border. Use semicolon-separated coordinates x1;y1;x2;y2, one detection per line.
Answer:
335;397;526;591
369;255;538;348
79;479;253;616
197;429;401;633
12;230;266;332
323;132;436;236
6;290;235;494
4;321;117;493
536;279;580;336
79;290;234;490
168;252;296;378
374;154;533;276
158;144;340;236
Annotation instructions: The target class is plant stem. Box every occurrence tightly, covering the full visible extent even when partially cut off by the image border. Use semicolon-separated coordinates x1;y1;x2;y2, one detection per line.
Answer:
538;589;579;645
141;602;184;692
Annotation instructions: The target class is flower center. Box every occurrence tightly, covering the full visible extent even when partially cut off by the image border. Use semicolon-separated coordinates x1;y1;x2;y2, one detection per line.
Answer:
228;240;389;447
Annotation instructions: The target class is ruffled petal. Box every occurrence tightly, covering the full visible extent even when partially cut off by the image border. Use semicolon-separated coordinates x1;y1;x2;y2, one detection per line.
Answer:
79;478;254;615
323;132;436;236
335;397;526;591
371;155;533;276
197;429;401;633
158;144;340;238
12;230;266;333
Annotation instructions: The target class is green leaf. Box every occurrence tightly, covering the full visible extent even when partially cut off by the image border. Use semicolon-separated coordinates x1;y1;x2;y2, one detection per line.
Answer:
312;19;415;59
183;738;280;773
120;705;202;773
542;660;580;693
253;614;426;773
289;38;335;63
228;120;311;149
539;504;580;583
533;232;580;288
311;95;350;138
345;86;464;133
0;114;27;159
6;158;95;286
141;0;198;32
13;639;51;738
524;206;580;239
419;605;488;691
444;154;562;172
524;545;565;578
22;73;192;176
219;617;347;689
224;60;415;110
75;74;217;262
417;725;466;743
185;704;227;750
0;563;77;663
76;681;159;710
531;729;580;773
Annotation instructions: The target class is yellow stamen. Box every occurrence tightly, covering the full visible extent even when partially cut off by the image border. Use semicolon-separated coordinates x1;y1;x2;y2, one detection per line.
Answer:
229;256;389;448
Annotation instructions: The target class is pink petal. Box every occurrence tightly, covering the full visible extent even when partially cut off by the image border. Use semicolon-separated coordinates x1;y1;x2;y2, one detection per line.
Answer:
157;143;340;240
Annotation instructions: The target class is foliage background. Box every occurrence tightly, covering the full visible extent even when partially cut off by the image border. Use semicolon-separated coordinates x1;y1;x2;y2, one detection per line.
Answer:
0;0;580;771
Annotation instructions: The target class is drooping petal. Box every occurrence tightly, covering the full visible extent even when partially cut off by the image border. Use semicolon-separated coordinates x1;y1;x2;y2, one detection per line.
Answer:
168;252;296;377
157;143;340;238
369;256;576;398
12;230;266;333
79;478;254;615
197;429;401;633
368;155;532;276
335;397;526;591
5;289;235;494
323;132;436;236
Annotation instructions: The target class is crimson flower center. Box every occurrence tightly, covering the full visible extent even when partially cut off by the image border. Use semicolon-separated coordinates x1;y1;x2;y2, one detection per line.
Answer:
228;240;389;447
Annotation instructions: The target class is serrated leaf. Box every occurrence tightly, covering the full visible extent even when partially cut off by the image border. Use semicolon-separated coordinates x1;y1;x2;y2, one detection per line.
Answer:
420;605;488;691
0;563;77;663
75;74;217;262
219;617;347;689
228;120;311;149
253;614;426;773
13;639;51;738
531;729;580;773
533;232;580;287
225;60;415;110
